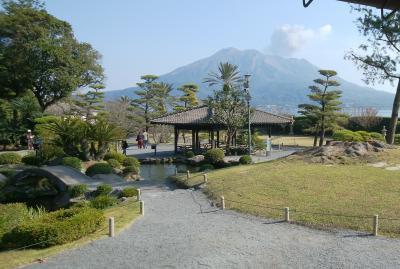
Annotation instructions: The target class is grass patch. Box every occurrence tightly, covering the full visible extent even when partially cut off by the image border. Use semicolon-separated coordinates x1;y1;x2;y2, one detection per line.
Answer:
259;135;316;147
0;199;140;269
175;149;400;237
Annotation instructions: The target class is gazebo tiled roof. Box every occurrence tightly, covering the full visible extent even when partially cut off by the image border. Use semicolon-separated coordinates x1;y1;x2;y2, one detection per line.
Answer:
151;105;293;127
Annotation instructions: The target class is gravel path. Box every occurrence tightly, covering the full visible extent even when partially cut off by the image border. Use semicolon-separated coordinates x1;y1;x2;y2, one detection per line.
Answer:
25;188;400;269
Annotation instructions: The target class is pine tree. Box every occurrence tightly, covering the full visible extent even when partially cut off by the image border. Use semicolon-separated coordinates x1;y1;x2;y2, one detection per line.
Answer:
74;84;105;120
298;70;346;146
175;84;199;111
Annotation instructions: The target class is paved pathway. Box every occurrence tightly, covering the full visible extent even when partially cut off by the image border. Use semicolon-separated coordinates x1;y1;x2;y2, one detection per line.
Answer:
25;188;400;269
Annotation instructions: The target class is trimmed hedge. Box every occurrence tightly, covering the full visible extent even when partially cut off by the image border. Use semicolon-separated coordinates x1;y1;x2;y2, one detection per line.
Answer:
104;151;126;164
332;130;385;142
85;163;113;177
90;195;117;209
107;158;121;168
0;203;30;241
69;184;88;198
122;157;140;168
2;207;103;248
21;153;42;166
95;184;112;196
62;157;82;170
199;163;214;171
123;166;140;175
0;153;22;165
204;149;225;164
239;155;252;165
185;151;195;158
121;187;138;198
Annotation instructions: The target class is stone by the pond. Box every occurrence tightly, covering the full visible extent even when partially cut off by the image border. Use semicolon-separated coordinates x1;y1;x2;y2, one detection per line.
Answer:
188;155;204;165
0;173;7;183
123;173;142;181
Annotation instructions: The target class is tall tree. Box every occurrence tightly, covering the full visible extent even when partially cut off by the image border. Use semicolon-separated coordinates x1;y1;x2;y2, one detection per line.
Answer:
0;0;104;111
298;70;345;146
132;75;159;131
346;7;400;144
175;84;199;111
204;62;247;151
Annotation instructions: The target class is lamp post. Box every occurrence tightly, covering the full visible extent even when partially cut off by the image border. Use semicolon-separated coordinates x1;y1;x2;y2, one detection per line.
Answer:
382;125;387;141
244;74;251;155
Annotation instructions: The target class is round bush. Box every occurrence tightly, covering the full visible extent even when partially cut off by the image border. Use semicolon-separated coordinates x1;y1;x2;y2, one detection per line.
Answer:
2;207;103;248
199;163;214;171
21;154;41;166
185;151;195;158
239;155;252;165
62;157;82;170
90;195;117;209
95;184;112;196
121;187;138;198
103;151;126;164
122;157;140;168
107;158;121;168
0;153;22;165
69;184;88;198
0;203;30;239
123;166;140;175
369;132;385;141
332;130;363;142
85;163;113;177
204;149;225;164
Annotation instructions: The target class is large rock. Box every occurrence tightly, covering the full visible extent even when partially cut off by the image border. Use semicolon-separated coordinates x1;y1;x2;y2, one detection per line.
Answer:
188;155;204;165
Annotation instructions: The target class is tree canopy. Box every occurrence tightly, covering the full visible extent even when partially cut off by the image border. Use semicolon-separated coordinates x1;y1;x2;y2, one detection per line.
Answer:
0;0;104;111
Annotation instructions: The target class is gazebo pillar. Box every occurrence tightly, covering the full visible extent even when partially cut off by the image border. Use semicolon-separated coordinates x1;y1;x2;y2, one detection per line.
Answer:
191;130;196;152
211;130;215;148
174;126;179;154
216;130;220;148
196;130;200;151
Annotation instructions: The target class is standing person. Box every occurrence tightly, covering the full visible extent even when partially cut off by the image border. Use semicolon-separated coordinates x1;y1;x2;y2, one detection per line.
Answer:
136;132;142;149
26;130;34;150
143;130;149;149
122;140;128;155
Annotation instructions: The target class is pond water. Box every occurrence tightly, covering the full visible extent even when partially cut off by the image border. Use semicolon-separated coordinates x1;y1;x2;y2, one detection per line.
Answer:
136;163;198;189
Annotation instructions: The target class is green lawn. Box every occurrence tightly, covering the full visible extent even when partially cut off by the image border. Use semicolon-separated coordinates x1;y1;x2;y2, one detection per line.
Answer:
0;199;140;269
175;150;400;237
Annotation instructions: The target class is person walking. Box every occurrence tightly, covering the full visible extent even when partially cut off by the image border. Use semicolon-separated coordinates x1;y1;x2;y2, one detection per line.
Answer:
136;133;142;149
122;140;128;155
143;130;149;149
26;130;34;150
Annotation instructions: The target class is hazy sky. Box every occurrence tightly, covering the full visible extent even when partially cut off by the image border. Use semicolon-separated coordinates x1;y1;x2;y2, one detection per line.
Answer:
45;0;394;93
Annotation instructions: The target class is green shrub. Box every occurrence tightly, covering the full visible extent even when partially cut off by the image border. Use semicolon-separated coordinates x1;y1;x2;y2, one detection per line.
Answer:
123;166;140;175
369;132;385;141
239;155;252;165
0;203;30;240
2;207;103;248
332;130;363;142
395;134;400;145
0;153;22;165
107;158;121;168
90;195;117;209
122;157;140;168
95;184;112;196
69;184;88;198
39;144;65;162
103;151;126;164
61;157;82;170
185;151;195;158
204;148;225;164
85;163;113;176
199;163;214;171
121;187;138;198
21;153;42;166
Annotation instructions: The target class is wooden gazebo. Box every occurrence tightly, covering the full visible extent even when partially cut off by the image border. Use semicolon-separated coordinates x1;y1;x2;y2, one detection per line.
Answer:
151;105;294;153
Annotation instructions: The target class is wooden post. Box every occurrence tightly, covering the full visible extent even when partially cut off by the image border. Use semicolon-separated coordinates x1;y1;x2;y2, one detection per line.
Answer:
186;170;190;180
174;126;179;154
217;130;220;148
140;201;144;215
373;215;379;236
221;196;225;210
175;167;178;176
285;207;290;222
203;174;208;183
196;130;200;151
192;130;196;152
137;189;141;201
108;217;115;237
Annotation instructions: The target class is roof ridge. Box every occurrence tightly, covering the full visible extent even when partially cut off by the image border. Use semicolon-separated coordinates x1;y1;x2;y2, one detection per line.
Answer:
150;105;208;121
254;108;294;121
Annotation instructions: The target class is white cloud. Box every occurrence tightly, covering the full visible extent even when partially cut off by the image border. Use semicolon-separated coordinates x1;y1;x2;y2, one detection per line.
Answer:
266;24;332;57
